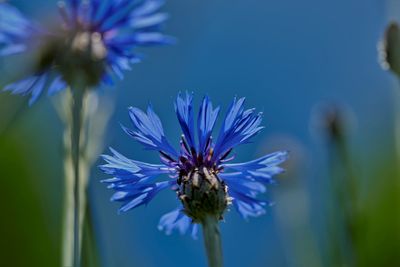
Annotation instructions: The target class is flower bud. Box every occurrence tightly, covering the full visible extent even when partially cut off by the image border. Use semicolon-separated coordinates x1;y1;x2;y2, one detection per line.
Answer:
178;166;231;222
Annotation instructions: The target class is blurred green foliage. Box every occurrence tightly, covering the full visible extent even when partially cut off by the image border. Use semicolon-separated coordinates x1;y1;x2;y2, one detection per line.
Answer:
319;105;400;267
0;123;59;266
0;93;102;267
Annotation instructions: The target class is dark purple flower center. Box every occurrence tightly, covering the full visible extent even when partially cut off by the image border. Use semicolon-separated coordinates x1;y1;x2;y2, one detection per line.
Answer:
159;135;232;222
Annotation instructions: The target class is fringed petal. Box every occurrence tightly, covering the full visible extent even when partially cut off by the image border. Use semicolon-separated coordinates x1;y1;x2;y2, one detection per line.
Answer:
175;92;196;149
158;206;199;239
213;97;264;161
124;106;179;158
197;96;220;154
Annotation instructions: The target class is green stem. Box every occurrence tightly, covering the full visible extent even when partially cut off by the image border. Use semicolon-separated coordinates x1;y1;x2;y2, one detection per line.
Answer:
61;147;73;267
62;88;86;267
394;80;400;237
201;215;224;267
82;199;101;267
60;89;111;267
72;89;85;267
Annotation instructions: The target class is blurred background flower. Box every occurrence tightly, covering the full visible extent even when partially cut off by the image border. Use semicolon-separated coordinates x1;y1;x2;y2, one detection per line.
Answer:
0;0;174;266
0;0;173;104
1;0;399;267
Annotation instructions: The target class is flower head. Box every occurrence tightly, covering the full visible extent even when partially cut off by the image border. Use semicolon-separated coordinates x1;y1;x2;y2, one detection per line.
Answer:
0;0;173;105
100;92;288;237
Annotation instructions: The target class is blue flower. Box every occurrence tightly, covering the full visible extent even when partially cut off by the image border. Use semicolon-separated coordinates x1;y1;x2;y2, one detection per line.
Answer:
100;92;288;237
0;0;173;105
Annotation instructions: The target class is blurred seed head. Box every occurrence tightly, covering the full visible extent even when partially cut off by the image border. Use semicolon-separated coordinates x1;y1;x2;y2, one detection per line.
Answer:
37;27;107;88
379;22;400;76
310;103;357;143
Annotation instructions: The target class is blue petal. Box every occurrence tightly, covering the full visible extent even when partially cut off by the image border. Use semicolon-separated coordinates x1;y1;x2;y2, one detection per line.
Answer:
158;206;199;239
93;0;167;32
175;92;196;149
3;73;49;105
91;0;112;25
117;180;172;213
99;1;138;32
47;75;67;96
223;151;288;183
0;3;34;56
132;0;165;17
219;151;288;219
100;147;172;185
220;173;267;196
0;3;31;37
224;151;288;171
197;96;220;154
65;0;79;20
130;13;169;29
101;72;115;86
230;190;268;219
108;33;174;48
213;97;264;161
99;147;176;213
28;74;48;105
89;0;171;82
0;43;26;56
220;172;268;219
131;32;175;46
105;54;140;81
124;105;179;158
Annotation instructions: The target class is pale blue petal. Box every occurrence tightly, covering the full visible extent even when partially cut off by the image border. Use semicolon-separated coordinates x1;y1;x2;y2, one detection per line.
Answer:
224;151;288;171
125;106;179;157
100;147;172;184
131;13;169;29
213;97;264;161
47;76;67;96
158;206;198;239
230;190;268;219
117;181;171;213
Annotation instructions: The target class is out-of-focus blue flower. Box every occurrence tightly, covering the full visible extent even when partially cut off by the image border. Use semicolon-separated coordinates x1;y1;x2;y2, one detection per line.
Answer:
100;93;288;238
0;0;173;105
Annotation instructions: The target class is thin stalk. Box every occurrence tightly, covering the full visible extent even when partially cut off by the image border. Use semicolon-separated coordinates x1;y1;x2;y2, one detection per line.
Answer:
60;89;113;267
394;80;400;231
62;155;73;267
82;199;101;267
325;107;359;266
72;88;85;267
201;215;224;267
394;80;400;166
62;140;73;267
62;88;86;267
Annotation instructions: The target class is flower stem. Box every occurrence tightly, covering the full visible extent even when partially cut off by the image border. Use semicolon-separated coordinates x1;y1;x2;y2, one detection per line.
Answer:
62;88;86;267
201;215;224;267
72;88;85;267
60;89;113;267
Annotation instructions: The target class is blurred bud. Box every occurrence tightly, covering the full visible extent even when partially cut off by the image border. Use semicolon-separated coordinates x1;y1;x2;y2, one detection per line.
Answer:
309;103;357;143
37;28;107;88
379;22;400;76
323;106;344;140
